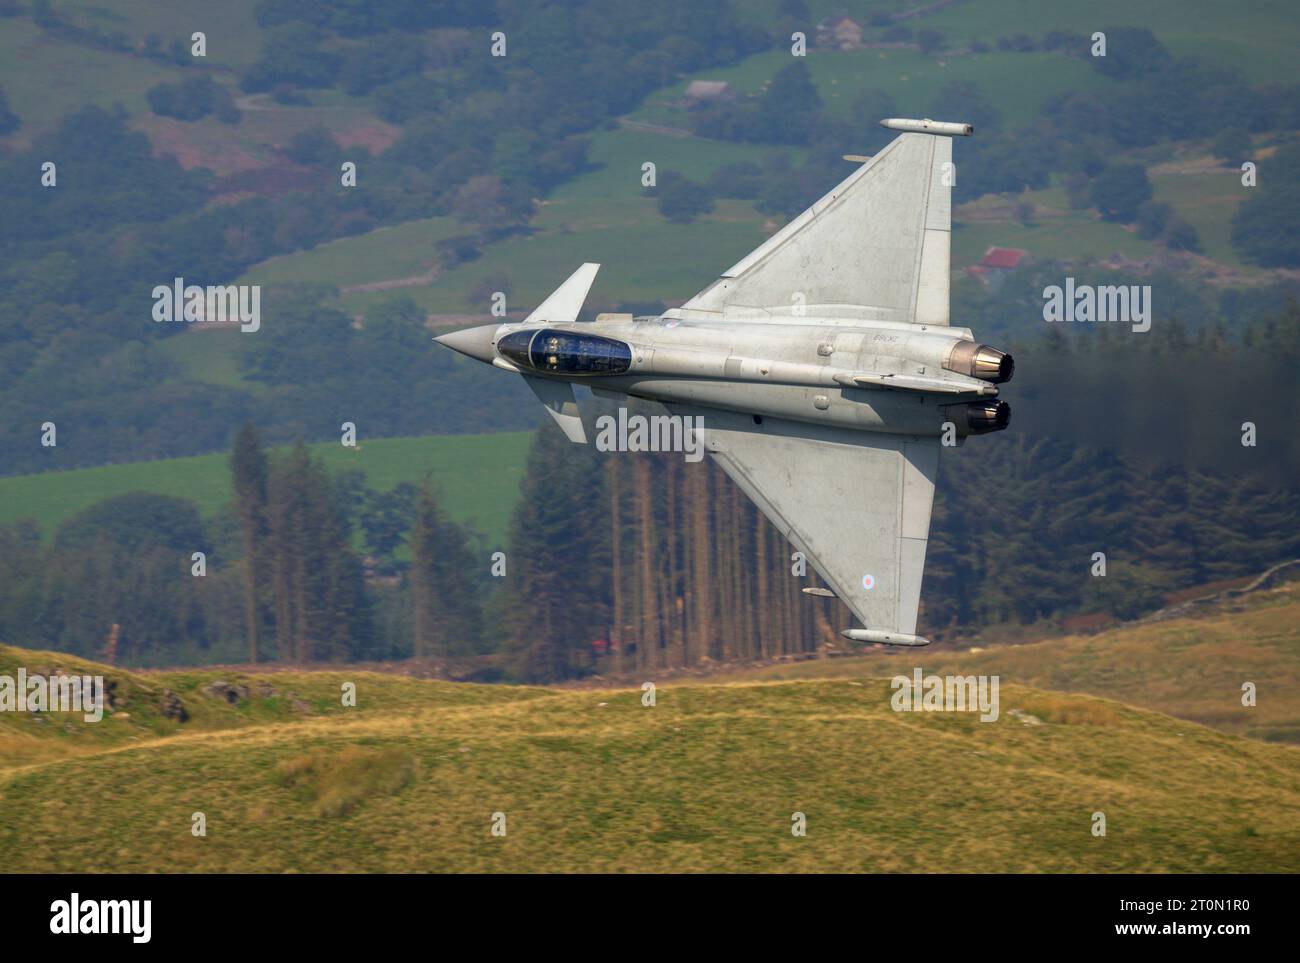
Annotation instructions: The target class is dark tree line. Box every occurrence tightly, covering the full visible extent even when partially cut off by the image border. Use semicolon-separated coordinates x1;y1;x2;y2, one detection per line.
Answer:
0;394;1293;678
500;416;1298;683
0;425;488;667
229;431;371;663
228;425;491;663
1;300;1295;675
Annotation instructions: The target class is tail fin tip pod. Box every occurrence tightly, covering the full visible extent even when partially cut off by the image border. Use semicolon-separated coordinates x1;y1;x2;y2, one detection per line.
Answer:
880;117;973;136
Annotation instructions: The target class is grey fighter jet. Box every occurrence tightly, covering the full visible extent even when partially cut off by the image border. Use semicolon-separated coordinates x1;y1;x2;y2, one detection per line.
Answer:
436;118;1012;647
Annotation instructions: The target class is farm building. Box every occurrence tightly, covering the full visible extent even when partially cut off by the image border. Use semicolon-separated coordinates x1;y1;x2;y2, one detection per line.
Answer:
966;246;1029;289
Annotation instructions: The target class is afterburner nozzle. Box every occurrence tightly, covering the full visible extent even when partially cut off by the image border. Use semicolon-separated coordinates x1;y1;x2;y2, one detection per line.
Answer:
961;400;1011;434
944;340;1014;384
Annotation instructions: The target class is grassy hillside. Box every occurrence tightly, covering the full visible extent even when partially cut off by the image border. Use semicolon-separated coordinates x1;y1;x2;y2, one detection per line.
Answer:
739;582;1300;744
952;184;1154;264
226;67;1272;331
0;17;190;144
227;122;1266;332
58;0;265;70
0;639;1296;872
1;1;391;163
240;216;462;290
631;47;1116;131
228;122;1265;330
951;155;1257;271
919;0;1298;84
0;431;534;546
258;127;782;318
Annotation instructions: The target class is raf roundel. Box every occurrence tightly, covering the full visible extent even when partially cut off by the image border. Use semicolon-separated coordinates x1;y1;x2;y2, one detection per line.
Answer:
862;574;876;591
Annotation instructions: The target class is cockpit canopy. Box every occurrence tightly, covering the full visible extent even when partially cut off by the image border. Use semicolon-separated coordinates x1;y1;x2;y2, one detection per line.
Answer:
497;328;633;376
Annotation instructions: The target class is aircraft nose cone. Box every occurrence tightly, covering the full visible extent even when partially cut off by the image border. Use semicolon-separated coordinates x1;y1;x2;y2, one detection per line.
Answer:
434;324;497;363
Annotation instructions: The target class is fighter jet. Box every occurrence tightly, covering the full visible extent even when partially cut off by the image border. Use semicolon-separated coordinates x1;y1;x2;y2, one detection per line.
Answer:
436;118;1012;647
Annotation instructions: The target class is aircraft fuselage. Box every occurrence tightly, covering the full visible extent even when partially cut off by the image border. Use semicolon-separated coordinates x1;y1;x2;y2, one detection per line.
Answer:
446;313;1013;439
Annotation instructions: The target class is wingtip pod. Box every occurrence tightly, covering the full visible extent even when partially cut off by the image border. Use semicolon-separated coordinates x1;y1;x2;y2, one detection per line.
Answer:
842;629;931;647
880;117;973;137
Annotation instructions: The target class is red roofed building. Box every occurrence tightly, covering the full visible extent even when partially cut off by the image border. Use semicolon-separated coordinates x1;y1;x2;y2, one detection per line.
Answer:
966;246;1028;289
979;247;1027;269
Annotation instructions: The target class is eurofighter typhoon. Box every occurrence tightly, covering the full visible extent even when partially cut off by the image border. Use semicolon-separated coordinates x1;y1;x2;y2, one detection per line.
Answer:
436;118;1012;647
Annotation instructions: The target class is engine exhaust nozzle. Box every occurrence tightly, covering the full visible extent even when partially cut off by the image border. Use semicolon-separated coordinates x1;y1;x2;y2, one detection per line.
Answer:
945;340;1014;384
961;400;1011;434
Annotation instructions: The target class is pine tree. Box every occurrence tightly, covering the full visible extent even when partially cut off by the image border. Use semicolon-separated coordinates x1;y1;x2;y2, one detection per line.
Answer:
503;421;609;682
229;422;268;662
263;441;372;663
410;481;483;659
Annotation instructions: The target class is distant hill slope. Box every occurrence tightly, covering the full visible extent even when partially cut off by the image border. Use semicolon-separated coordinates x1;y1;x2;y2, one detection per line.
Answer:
736;581;1300;745
1;641;1296;872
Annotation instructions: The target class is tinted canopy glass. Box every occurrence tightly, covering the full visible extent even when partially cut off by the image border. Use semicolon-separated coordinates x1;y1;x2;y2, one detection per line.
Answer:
497;330;534;368
496;328;632;376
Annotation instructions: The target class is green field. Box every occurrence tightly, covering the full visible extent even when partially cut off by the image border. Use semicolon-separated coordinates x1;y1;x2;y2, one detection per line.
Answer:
952;183;1155;266
150;328;255;390
224;76;1265;328
336;129;783;316
950;161;1263;270
241;216;461;289
558;128;786;202
2;1;391;165
229;127;783;317
632;48;1116;132
340;198;769;316
2;610;1297;871
225;119;1261;320
731;0;1299;85
1151;171;1251;268
920;0;1299;85
183;0;1286;323
60;0;265;70
0;432;534;546
0;17;190;145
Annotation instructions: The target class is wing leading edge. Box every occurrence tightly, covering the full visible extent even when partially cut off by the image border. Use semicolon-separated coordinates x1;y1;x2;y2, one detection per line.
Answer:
682;131;953;326
672;407;938;640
